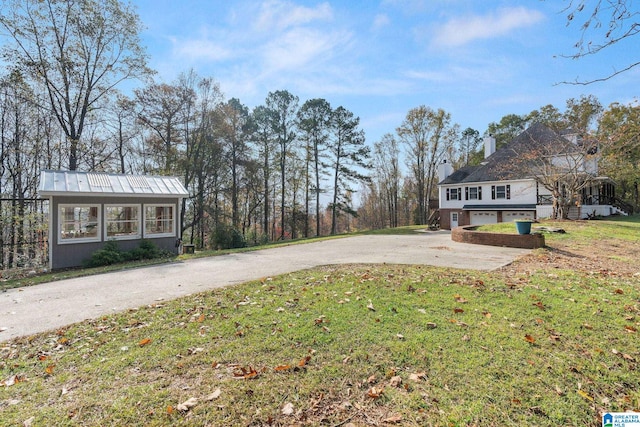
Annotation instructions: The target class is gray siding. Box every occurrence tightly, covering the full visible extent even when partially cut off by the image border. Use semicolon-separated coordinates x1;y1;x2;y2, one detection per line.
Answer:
49;195;181;270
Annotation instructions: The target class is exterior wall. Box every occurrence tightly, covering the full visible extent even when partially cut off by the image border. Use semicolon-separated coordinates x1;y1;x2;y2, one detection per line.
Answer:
49;195;182;270
537;204;613;219
439;179;537;210
452;225;545;249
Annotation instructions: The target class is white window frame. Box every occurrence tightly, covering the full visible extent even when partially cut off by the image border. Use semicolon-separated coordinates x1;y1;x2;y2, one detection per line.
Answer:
104;204;142;241
143;204;175;238
58;204;101;244
447;187;461;201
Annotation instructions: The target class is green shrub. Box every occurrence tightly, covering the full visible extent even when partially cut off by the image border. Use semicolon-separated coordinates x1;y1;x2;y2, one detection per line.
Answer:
210;224;246;250
85;240;164;267
84;240;123;268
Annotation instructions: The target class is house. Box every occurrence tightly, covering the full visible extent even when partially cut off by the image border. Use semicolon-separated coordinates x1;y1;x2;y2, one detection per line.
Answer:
438;123;624;230
39;170;188;269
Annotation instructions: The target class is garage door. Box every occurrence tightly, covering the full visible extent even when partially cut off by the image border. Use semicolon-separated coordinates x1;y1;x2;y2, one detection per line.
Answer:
470;211;497;225
503;211;535;221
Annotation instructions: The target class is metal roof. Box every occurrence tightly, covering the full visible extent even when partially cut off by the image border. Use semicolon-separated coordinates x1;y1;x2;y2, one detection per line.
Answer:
38;170;189;197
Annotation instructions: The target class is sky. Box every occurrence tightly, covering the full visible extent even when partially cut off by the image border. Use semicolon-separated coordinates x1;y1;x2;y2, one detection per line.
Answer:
133;0;639;144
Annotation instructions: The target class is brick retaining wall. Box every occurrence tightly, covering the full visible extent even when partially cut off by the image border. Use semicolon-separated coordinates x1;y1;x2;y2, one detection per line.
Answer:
451;225;545;249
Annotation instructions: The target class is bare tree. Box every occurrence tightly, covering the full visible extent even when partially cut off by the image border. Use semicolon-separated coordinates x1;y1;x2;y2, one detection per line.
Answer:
559;0;640;83
397;106;458;225
0;0;151;170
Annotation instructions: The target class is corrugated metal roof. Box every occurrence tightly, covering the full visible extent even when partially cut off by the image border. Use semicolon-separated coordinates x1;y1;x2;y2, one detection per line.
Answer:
38;170;189;197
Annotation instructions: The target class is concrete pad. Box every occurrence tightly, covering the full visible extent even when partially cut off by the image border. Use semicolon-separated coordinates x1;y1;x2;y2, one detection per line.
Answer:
0;232;530;342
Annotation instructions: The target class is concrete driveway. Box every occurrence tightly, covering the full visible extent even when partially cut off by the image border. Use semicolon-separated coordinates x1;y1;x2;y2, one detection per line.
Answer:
0;232;530;342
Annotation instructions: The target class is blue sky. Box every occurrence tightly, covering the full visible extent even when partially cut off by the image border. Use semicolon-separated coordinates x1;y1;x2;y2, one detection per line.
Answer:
136;0;638;143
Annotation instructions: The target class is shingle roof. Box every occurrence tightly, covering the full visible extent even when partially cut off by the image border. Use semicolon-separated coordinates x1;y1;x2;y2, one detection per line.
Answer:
38;170;189;197
441;123;575;185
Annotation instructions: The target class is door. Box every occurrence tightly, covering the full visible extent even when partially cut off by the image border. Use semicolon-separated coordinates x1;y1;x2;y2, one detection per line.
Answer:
470;211;497;225
451;212;459;228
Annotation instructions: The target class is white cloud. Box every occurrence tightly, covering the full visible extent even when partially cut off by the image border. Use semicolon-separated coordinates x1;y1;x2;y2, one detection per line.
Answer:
431;7;545;48
170;36;233;61
254;0;333;32
261;27;350;72
372;13;390;31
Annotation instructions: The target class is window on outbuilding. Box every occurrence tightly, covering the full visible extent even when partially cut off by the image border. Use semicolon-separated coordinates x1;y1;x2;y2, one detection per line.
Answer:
105;205;141;240
59;205;101;243
144;205;175;237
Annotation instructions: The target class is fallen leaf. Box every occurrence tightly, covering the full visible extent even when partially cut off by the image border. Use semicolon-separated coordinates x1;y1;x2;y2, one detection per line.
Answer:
554;385;564;396
382;414;403;423
483;312;492;318
396;333;405;340
389;376;402;388
549;334;561;342
167;406;174;414
367;385;384;399
138;338;152;347
622;353;635;361
614;288;624;294
409;372;427;382
367;374;377;384
624;325;637;333
454;295;468;303
533;301;545;310
45;365;55;375
1;375;20;387
524;335;536;344
453;308;464;314
582;323;593;330
577;390;593;401
177;397;198;412
233;366;259;379
298;356;311;367
206;388;222;401
281;402;294;415
196;314;205;323
274;364;292;372
23;417;35;427
367;301;375;311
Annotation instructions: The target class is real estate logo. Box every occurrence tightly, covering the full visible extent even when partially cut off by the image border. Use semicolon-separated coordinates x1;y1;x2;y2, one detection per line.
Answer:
603;412;640;427
603;413;613;427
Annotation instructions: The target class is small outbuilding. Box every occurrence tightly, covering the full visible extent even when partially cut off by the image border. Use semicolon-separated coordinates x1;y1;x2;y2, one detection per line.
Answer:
39;170;189;270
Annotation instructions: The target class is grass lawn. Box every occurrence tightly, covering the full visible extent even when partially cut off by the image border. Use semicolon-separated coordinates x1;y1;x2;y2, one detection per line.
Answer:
1;218;639;426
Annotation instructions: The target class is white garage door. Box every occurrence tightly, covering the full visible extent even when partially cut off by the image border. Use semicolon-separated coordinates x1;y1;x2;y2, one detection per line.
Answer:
470;211;497;225
503;211;535;221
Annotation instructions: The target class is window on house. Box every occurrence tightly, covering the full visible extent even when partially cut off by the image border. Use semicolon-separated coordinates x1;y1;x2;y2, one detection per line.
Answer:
144;205;175;237
105;205;141;240
466;186;482;200
446;188;461;201
59;205;100;243
491;184;511;200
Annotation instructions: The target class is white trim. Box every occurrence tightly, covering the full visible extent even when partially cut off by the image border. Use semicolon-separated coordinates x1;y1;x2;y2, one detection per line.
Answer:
143;204;176;238
104;204;142;241
58;204;102;244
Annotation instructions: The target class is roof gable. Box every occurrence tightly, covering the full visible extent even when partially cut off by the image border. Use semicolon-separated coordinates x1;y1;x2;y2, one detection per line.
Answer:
442;123;575;185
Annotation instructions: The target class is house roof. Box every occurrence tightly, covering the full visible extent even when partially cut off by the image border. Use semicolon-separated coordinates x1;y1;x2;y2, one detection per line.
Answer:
39;170;189;197
440;123;577;185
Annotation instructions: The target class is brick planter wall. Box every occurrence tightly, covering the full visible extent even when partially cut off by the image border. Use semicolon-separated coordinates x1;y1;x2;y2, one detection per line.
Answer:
451;225;545;249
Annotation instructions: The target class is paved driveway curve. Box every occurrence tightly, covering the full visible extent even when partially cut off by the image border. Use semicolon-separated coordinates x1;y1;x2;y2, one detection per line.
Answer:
0;232;530;342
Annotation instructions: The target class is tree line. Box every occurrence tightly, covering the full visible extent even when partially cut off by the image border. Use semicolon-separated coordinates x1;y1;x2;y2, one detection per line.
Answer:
358;95;640;229
1;0;638;264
